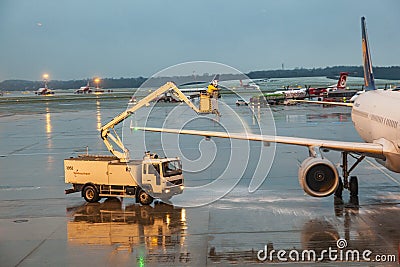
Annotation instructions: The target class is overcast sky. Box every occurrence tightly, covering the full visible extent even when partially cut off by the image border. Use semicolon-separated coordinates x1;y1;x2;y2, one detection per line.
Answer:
0;0;399;81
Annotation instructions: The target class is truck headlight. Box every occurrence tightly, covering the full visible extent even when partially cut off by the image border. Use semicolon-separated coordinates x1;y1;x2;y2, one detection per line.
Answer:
165;189;170;194
180;185;184;190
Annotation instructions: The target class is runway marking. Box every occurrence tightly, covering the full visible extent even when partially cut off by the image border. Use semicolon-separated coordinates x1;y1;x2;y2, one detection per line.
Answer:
15;223;61;267
8;142;40;155
365;159;400;186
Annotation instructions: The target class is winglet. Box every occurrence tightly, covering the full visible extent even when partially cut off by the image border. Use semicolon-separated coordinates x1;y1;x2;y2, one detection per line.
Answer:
361;16;376;91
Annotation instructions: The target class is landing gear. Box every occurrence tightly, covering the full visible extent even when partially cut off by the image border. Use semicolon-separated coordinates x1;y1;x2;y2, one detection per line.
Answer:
338;152;363;199
349;176;358;197
334;155;361;216
334;177;344;205
334;176;358;197
334;178;343;199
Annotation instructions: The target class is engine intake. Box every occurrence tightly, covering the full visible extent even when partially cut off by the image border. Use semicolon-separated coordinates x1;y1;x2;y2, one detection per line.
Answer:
298;157;339;197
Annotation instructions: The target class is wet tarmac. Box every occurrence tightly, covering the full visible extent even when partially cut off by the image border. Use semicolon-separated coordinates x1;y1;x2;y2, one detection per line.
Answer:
0;93;399;266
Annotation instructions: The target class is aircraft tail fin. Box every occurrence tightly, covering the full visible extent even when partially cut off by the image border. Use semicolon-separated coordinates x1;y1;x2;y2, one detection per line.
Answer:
361;16;376;91
336;72;349;89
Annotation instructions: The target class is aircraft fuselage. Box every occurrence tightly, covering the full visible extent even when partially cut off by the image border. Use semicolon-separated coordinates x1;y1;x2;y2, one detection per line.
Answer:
352;90;400;172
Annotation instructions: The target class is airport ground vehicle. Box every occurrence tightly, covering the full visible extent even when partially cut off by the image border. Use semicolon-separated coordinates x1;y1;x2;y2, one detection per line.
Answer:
323;89;358;103
235;99;248;106
65;82;218;204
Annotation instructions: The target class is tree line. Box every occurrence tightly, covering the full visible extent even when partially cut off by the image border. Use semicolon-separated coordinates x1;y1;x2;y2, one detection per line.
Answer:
246;66;400;80
1;66;399;91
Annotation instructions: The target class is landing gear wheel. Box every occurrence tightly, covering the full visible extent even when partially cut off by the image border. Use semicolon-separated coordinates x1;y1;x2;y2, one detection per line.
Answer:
334;177;343;199
83;185;100;203
349;176;358;197
137;190;154;205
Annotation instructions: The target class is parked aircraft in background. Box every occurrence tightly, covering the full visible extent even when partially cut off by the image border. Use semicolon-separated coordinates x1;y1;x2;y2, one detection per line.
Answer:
261;72;350;101
36;73;54;96
75;81;95;94
307;72;349;98
35;87;54;95
239;79;260;90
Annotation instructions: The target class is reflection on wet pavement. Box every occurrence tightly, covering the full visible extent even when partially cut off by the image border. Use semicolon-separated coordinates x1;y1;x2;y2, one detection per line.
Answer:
67;199;190;265
206;195;399;265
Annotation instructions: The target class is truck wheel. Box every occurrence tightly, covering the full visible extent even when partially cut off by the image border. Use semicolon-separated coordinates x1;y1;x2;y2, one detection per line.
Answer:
83;185;100;203
137;190;153;205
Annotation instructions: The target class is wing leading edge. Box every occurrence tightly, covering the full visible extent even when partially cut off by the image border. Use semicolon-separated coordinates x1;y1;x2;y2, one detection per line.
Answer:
134;127;383;156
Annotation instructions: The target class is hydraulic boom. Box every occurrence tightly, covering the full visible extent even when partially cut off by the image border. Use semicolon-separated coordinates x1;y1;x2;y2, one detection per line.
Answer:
100;82;201;162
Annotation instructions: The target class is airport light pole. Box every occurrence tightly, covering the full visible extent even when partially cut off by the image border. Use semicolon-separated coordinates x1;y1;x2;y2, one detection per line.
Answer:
43;73;49;88
94;78;101;89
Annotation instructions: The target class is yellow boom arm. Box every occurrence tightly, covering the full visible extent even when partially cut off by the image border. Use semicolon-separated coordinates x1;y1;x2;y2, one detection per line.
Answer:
100;82;200;162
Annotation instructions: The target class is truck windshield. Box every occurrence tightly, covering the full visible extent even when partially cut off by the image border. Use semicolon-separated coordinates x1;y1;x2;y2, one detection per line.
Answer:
162;160;182;177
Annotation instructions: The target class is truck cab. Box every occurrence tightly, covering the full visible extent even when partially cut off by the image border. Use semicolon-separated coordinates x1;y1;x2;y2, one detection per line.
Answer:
140;153;184;200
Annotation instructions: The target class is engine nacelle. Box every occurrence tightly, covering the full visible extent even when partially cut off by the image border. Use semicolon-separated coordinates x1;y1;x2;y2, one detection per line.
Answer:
298;157;339;197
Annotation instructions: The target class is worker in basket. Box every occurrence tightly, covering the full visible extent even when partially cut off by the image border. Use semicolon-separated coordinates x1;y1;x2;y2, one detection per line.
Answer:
207;78;220;98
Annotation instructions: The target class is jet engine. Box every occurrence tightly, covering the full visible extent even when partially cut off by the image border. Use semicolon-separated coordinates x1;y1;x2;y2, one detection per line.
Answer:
298;157;339;197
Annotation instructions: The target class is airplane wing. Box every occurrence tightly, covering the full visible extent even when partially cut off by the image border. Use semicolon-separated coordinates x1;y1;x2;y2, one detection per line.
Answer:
290;100;353;107
134;127;383;156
